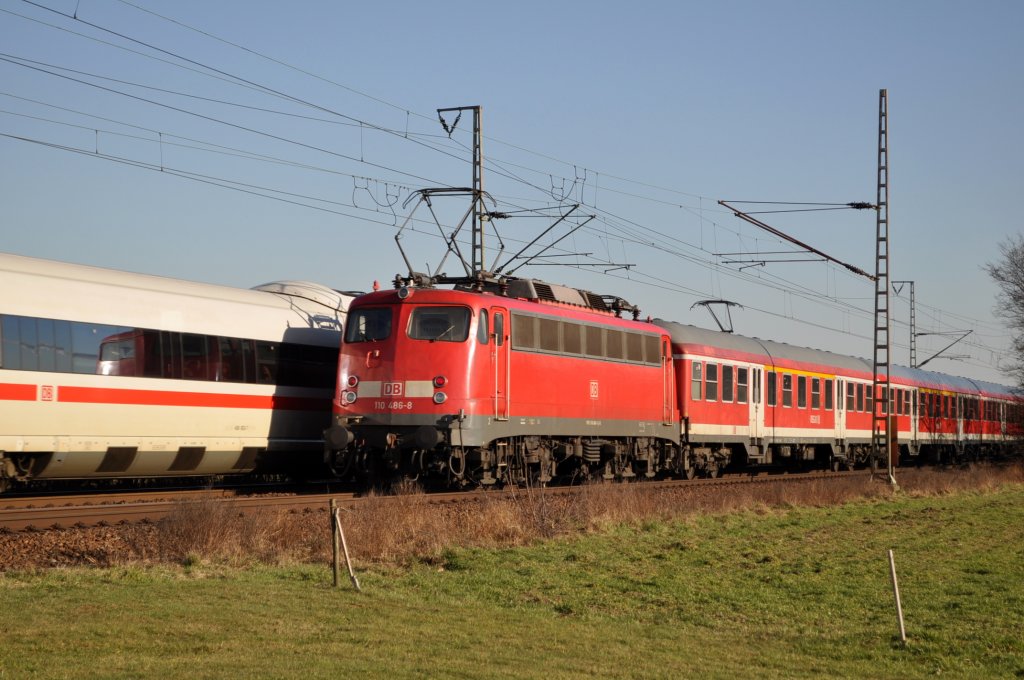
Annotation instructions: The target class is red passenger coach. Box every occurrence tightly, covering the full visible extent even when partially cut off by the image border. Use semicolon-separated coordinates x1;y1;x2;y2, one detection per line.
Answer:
326;279;680;485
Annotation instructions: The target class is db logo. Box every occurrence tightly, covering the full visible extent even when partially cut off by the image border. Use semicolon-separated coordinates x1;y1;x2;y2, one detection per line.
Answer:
40;385;55;402
590;380;599;400
384;382;403;396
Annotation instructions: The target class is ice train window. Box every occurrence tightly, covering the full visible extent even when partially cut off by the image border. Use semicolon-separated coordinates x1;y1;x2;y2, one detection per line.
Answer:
345;308;392;343
408;306;470;342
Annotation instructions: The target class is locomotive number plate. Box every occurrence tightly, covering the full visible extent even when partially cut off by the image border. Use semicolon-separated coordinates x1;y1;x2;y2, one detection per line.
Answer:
374;400;414;410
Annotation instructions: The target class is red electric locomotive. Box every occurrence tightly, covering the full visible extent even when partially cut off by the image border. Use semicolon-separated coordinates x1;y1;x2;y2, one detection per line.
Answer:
325;278;681;485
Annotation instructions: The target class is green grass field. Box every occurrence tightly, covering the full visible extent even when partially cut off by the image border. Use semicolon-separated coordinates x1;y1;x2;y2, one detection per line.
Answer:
2;486;1023;679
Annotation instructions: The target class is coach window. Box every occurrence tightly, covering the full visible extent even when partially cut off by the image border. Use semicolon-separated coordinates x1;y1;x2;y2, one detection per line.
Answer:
855;383;864;412
846;382;855;411
797;375;807;408
255;342;278;383
182;333;212;380
477;310;489;345
36;318;55;372
705;363;719;401
737;367;749;404
825;379;834;410
722;365;734;403
345;308;392;343
19;316;38;370
782;374;793;407
767;371;777;407
691;362;702;401
811;377;821;409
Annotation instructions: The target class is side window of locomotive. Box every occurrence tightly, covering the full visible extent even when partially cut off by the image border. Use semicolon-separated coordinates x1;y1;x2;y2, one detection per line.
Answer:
782;374;793;407
477;310;489;345
767;371;777;407
539;317;560;352
512;313;536;348
626;333;643;363
691;362;702;401
563;322;582;355
606;330;624;360
494;312;505;346
409;307;470;342
345;308;392;343
585;325;602;358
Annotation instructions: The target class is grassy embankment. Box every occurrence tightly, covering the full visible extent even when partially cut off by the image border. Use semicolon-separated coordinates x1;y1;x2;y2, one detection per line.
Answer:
1;470;1022;678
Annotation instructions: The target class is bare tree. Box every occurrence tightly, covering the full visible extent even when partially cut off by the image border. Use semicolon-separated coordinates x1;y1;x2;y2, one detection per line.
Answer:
985;235;1024;387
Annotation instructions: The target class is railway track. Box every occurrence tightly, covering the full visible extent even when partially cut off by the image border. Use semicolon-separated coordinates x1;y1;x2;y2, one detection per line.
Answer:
0;469;878;533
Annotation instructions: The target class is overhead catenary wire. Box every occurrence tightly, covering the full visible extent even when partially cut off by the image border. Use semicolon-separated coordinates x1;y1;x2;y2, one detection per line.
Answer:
1;1;1012;377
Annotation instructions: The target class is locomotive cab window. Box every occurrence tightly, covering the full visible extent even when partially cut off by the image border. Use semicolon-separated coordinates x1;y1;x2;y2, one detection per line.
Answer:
477;310;489;345
345;308;392;343
408;306;470;342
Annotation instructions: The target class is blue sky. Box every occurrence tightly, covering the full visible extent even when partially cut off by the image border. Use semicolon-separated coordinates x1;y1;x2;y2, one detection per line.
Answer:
1;0;1021;383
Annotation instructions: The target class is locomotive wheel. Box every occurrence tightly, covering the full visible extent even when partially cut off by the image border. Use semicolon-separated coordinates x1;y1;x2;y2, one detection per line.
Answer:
706;464;720;479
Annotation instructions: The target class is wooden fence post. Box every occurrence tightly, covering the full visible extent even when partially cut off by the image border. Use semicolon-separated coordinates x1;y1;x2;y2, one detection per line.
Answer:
888;549;907;643
330;499;340;588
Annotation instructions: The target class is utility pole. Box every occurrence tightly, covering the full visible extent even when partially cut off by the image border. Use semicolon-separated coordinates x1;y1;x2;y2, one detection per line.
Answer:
872;89;896;487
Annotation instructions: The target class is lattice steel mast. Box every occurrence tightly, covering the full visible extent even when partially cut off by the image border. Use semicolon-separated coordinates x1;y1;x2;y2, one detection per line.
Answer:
871;89;896;485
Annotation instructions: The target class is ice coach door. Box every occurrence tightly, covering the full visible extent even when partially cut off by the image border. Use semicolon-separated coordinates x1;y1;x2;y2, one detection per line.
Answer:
493;308;509;420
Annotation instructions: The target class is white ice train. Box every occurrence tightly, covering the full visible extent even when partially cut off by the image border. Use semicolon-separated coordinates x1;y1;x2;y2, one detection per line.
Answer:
0;252;355;492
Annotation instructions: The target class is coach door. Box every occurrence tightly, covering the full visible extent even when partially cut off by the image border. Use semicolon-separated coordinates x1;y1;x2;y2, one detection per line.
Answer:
748;367;762;441
662;339;673;424
492;308;509;420
836;379;847;443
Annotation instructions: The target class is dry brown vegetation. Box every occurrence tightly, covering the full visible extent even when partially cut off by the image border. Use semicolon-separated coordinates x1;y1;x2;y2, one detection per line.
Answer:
152;463;1024;568
2;463;1022;571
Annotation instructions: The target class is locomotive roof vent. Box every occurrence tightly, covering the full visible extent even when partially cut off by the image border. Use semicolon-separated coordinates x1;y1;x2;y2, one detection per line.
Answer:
502;278;635;315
